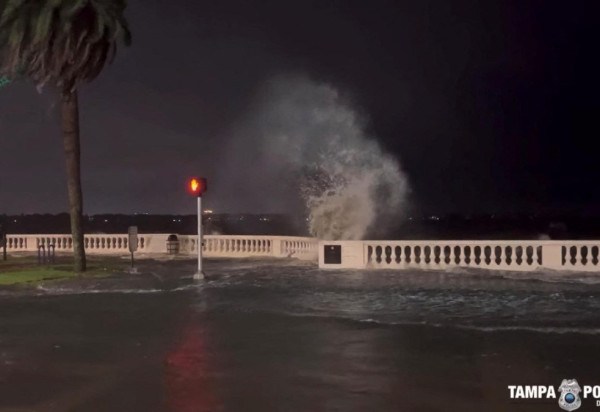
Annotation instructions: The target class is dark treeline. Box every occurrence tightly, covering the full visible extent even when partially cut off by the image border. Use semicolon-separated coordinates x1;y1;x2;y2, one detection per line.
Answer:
0;213;308;236
2;213;600;239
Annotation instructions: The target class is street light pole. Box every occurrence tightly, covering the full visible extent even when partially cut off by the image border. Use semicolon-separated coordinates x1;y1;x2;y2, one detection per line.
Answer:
194;195;204;280
187;177;207;280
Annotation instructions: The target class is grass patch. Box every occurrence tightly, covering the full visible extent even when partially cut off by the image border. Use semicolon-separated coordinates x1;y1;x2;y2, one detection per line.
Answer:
0;255;128;285
0;268;77;285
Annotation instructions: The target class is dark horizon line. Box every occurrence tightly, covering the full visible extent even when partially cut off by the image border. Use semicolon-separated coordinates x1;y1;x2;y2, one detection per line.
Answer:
3;211;600;220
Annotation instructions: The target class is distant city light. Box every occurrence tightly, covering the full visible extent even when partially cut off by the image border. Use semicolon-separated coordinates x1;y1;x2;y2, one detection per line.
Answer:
203;209;213;214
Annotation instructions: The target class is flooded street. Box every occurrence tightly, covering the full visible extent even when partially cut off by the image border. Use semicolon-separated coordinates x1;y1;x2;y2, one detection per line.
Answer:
1;259;600;411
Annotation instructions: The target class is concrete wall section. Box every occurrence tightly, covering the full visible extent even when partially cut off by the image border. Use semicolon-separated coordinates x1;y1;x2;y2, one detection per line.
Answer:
318;240;600;272
318;241;365;269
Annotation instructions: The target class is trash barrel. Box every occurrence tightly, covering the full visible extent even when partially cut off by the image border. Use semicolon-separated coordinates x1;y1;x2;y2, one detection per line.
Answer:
166;234;179;255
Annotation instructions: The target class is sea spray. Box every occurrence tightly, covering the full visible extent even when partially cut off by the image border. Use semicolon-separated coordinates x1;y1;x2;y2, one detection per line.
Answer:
223;75;409;239
300;141;407;240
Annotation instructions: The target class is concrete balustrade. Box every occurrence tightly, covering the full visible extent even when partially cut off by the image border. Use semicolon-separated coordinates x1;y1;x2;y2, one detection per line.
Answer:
178;235;317;259
318;240;600;272
7;234;148;254
5;234;318;260
7;234;600;272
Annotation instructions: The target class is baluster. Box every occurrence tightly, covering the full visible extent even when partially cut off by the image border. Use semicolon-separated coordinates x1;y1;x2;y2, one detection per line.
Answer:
404;246;412;264
581;245;589;266
375;246;382;264
394;246;401;264
497;246;504;265
569;246;578;266
515;245;523;265
505;246;512;266
413;246;420;264
384;246;392;264
445;245;453;265
423;245;430;264
455;245;462;265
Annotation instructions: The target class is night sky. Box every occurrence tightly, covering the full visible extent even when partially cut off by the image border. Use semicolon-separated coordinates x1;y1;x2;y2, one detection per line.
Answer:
0;0;597;216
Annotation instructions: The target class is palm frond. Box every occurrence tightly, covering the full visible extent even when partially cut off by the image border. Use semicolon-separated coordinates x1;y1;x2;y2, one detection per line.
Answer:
0;0;131;91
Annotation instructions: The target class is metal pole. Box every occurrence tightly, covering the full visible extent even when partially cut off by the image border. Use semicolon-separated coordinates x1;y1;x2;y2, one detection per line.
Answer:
194;196;204;279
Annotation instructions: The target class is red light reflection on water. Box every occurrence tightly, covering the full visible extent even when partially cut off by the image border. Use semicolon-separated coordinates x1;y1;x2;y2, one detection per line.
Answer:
165;319;219;412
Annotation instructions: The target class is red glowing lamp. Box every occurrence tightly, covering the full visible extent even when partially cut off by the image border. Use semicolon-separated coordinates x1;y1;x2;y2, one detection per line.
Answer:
187;177;207;197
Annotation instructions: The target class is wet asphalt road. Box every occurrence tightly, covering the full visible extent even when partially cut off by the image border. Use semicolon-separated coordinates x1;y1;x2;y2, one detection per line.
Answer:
1;258;600;411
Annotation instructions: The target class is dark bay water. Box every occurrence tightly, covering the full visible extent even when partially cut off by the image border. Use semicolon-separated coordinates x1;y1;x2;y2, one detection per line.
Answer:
1;259;600;411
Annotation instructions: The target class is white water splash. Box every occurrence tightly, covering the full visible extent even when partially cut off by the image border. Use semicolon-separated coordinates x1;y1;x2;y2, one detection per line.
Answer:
265;76;408;239
301;142;407;240
222;75;409;239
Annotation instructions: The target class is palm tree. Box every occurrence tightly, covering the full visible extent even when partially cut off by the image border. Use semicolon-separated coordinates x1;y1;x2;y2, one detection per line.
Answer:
0;0;131;272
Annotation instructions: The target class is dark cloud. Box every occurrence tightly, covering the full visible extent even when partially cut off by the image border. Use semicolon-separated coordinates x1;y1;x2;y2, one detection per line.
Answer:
0;0;597;215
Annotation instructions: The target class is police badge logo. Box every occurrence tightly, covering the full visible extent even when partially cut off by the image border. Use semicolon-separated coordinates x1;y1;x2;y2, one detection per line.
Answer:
558;379;582;411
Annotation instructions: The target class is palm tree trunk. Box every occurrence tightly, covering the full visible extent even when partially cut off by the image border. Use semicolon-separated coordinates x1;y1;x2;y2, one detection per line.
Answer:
61;89;86;272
